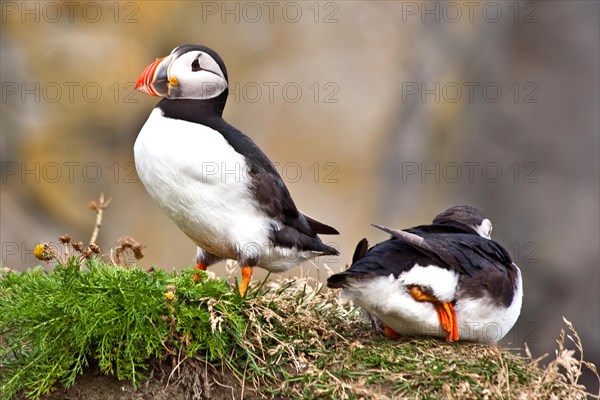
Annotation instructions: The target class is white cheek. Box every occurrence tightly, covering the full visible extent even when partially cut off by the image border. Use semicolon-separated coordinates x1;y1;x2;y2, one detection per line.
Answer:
169;70;228;100
475;219;492;239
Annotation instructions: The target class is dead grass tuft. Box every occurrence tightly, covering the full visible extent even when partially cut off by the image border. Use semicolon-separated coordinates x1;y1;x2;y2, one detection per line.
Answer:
4;267;597;400
189;273;599;399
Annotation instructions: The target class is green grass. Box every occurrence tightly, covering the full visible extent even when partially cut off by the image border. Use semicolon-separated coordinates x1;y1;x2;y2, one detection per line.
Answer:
0;258;595;399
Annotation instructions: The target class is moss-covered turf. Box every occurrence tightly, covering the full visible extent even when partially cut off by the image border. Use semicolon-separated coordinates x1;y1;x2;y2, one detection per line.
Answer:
0;259;596;399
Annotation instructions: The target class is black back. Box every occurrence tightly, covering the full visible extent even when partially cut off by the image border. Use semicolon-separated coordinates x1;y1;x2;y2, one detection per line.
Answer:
327;222;518;307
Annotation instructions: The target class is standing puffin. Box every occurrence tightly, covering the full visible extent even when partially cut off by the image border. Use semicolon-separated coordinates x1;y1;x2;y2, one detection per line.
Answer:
327;206;522;343
134;45;339;296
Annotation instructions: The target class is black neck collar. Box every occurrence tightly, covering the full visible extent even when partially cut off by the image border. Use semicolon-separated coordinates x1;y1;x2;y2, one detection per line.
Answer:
157;89;228;124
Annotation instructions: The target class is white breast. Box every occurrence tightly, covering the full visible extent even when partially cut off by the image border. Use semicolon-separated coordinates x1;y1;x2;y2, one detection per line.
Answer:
134;108;271;261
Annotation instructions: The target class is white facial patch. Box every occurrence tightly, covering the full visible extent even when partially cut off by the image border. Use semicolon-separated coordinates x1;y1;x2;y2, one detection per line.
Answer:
398;264;459;302
168;51;228;99
474;218;492;239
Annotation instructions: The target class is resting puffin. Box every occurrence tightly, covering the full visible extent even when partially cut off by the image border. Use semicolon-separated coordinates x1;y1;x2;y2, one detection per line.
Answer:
134;45;339;296
327;206;522;343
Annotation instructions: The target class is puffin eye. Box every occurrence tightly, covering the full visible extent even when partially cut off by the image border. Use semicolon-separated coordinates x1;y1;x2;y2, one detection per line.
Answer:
191;58;201;72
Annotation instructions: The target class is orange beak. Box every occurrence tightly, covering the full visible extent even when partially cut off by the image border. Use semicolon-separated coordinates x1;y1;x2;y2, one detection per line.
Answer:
434;302;459;342
409;286;459;342
135;56;170;97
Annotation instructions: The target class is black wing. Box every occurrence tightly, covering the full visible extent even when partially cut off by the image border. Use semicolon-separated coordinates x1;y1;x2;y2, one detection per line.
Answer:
222;126;339;254
371;225;513;277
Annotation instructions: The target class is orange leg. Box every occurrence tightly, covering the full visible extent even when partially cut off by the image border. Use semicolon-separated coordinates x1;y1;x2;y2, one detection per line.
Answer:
410;286;459;342
383;326;401;339
194;262;207;282
238;266;253;297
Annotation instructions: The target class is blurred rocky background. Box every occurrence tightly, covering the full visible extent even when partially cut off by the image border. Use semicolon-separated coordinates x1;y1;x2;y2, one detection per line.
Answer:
1;0;598;392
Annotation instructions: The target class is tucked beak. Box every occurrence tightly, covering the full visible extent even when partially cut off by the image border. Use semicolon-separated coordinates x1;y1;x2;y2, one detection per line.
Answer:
135;55;173;97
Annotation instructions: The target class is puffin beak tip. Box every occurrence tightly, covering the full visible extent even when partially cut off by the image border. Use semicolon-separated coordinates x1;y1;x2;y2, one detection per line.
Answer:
135;56;169;97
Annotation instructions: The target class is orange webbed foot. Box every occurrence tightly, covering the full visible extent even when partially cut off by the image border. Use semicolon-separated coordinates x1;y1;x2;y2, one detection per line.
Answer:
238;266;253;297
194;263;208;282
384;326;401;339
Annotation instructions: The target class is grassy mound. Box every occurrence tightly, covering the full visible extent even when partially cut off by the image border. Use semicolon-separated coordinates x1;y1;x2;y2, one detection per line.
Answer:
0;259;596;399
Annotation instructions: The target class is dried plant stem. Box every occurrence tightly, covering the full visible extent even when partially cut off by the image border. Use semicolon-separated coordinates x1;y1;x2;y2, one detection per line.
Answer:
89;193;112;244
90;211;102;244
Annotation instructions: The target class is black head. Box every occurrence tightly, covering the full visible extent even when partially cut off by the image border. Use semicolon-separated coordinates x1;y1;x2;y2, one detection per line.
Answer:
432;205;493;238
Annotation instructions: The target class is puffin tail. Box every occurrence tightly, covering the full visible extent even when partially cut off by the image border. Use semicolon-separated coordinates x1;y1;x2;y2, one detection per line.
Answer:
327;272;349;288
327;238;369;289
304;213;339;235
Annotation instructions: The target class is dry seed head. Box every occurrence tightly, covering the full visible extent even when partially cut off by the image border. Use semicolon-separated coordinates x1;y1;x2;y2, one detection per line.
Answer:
58;234;71;244
72;241;84;252
131;243;145;260
113;236;145;264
